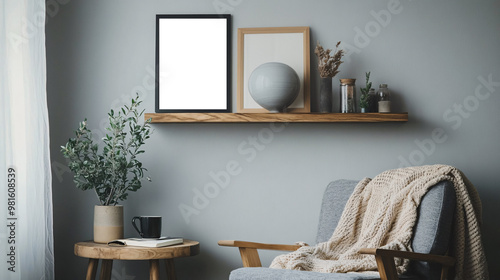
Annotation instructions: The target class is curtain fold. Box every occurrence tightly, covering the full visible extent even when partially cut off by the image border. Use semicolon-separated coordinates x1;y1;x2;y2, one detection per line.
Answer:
0;0;55;279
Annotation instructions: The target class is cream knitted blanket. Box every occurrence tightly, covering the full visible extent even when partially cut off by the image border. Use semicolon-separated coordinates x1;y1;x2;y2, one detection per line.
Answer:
270;165;489;280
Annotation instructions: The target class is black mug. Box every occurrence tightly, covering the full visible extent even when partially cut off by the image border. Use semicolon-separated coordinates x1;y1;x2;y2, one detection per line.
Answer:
132;216;162;238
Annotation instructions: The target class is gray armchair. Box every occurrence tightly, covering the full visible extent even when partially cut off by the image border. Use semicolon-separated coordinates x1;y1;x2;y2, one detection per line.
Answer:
219;179;456;280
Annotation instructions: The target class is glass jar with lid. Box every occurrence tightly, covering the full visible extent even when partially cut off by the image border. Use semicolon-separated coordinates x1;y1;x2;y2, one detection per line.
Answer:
377;84;391;113
368;88;377;112
339;79;356;113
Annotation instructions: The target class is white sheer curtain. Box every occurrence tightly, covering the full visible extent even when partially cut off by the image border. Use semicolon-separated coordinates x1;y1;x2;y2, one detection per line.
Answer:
0;0;55;279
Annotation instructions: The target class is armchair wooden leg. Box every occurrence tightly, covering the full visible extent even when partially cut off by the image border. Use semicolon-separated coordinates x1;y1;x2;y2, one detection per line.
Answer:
441;264;452;280
99;260;113;280
238;248;262;267
86;259;98;280
374;255;398;280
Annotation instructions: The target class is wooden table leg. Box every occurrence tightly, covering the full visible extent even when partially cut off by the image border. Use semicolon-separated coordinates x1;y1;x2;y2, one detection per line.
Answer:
86;259;98;280
149;260;160;280
164;259;177;280
99;260;113;280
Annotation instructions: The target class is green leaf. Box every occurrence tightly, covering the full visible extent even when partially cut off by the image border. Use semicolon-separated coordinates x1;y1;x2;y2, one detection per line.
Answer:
60;94;153;205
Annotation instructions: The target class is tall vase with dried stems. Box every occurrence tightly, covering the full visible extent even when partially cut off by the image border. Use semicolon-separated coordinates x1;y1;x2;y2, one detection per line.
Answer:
319;77;333;113
315;41;345;113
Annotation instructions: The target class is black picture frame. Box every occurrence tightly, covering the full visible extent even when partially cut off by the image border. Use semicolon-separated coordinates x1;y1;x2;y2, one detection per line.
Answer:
155;14;231;113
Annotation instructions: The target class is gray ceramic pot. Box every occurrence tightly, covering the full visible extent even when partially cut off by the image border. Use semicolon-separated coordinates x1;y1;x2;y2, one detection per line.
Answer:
248;62;300;113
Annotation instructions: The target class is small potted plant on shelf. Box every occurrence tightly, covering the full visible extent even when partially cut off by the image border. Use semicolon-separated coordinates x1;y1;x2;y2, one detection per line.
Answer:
359;72;372;113
61;94;153;243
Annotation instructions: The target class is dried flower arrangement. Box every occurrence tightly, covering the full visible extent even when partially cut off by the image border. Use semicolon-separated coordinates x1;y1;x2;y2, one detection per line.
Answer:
314;41;345;78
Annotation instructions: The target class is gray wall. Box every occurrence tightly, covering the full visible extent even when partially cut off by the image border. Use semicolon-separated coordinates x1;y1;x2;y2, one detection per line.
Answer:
47;0;500;279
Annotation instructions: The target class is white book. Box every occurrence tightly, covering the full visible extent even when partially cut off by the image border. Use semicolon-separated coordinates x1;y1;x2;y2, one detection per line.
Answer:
108;237;183;248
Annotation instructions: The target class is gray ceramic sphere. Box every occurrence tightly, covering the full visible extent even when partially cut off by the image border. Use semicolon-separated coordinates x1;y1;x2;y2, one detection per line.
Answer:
248;62;300;113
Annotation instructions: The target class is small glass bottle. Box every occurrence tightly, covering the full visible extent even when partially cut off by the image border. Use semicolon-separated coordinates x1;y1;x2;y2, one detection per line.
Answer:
368;88;377;113
377;84;391;113
339;79;356;113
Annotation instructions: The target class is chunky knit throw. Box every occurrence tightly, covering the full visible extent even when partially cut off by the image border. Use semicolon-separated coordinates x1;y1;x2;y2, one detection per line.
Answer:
270;165;489;280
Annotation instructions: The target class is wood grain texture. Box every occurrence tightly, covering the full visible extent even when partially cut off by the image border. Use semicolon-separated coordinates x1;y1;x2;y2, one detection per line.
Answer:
165;259;177;280
358;248;455;266
74;240;200;260
236;28;245;113
236;27;311;113
441;265;450;280
375;255;398;280
219;240;303;268
218;240;301;251
239;248;262;267
145;113;408;123
149;260;160;280
359;248;455;280
86;259;98;280
99;260;113;280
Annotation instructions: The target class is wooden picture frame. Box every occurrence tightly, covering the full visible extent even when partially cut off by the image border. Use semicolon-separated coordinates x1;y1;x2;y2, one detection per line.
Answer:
237;27;310;113
155;14;231;113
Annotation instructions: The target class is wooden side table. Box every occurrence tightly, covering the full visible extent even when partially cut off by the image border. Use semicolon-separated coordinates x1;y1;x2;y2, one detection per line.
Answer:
74;239;200;280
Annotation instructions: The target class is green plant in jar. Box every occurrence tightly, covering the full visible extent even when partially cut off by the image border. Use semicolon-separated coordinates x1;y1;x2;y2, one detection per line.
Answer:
359;72;372;111
61;94;153;205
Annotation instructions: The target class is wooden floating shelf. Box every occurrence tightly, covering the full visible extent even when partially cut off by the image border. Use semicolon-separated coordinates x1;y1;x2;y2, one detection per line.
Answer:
145;113;408;123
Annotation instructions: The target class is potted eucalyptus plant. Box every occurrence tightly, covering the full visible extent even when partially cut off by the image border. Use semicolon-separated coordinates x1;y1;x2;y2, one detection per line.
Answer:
61;94;153;243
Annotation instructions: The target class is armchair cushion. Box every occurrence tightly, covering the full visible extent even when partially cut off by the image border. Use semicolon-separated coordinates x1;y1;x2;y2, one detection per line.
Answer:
315;179;455;280
407;180;455;280
316;179;358;244
230;268;417;280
